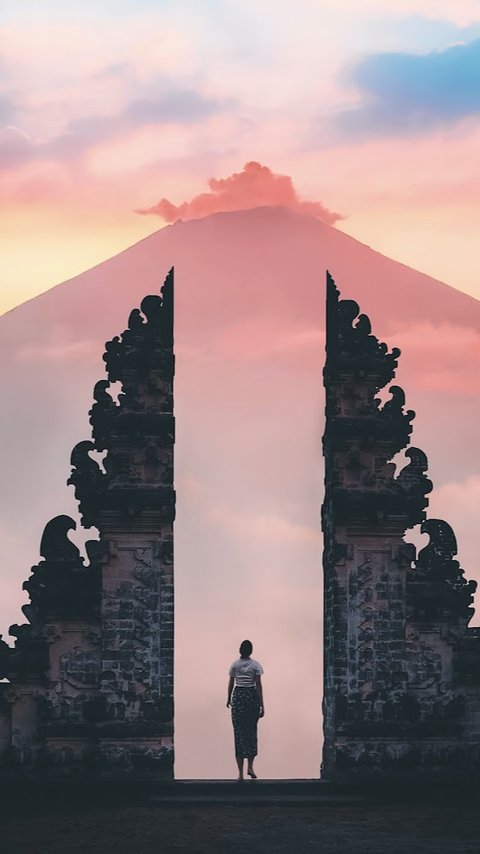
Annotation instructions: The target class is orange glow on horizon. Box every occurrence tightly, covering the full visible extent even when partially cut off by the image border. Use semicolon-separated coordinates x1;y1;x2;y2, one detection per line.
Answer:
0;205;163;315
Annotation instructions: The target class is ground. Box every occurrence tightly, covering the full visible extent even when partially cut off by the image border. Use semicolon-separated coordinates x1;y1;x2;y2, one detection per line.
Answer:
1;786;479;854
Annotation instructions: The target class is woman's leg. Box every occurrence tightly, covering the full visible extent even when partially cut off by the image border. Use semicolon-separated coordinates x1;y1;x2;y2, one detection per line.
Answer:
246;689;260;778
236;754;245;780
232;688;247;780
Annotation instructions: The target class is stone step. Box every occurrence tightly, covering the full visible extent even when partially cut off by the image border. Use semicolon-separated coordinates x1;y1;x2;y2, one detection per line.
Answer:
148;779;364;806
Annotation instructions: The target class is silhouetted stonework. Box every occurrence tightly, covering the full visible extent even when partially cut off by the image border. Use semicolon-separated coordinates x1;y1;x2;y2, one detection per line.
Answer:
322;272;480;780
0;270;175;780
1;264;479;783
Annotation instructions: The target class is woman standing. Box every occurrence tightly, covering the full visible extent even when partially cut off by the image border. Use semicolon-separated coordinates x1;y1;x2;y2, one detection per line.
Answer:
226;639;264;781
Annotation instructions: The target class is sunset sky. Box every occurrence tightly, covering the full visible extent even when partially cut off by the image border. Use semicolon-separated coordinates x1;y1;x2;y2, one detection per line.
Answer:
2;1;480;314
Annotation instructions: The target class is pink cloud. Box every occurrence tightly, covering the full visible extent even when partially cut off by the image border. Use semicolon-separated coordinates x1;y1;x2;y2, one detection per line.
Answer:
135;161;344;224
15;339;98;363
389;321;480;396
212;318;325;362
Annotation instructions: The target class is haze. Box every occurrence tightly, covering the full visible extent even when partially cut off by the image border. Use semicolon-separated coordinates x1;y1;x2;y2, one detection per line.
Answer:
1;206;479;778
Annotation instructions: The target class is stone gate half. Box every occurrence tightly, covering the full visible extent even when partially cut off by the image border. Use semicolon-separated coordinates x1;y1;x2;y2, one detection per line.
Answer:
322;272;480;780
0;270;175;779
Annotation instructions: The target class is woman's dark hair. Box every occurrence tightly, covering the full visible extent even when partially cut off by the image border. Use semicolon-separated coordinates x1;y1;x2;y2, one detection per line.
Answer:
239;639;253;658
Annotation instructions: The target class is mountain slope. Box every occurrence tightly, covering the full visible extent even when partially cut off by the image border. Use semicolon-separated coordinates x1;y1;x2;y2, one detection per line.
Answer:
3;205;480;340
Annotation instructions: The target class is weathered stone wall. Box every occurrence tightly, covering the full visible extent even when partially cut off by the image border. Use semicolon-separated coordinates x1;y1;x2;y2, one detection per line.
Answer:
97;534;174;776
40;617;102;772
322;272;480;780
0;686;11;755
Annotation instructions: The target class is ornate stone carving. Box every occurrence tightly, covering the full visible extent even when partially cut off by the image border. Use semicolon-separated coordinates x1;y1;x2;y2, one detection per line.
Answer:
84;269;175;527
23;515;100;621
68;441;105;529
325;272;400;392
394;448;433;527
408;519;477;623
2;623;47;682
101;276;173;387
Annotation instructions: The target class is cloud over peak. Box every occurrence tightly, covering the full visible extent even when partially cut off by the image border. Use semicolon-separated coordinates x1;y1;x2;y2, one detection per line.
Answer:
135;161;344;225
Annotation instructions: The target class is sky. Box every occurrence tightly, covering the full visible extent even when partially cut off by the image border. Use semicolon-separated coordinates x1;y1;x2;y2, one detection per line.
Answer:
2;1;480;313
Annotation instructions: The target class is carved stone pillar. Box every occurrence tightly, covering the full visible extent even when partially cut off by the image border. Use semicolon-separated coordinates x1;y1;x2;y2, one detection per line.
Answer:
321;273;479;780
0;271;175;780
71;270;175;778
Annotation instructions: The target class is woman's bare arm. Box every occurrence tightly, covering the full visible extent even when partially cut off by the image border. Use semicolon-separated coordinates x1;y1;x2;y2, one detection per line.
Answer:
226;676;234;707
255;675;264;717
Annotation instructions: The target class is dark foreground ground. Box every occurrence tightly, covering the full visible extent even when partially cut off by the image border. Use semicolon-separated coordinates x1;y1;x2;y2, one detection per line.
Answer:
1;783;479;854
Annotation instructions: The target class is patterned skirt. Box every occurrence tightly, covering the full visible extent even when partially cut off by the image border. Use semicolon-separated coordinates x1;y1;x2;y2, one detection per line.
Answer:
231;686;260;758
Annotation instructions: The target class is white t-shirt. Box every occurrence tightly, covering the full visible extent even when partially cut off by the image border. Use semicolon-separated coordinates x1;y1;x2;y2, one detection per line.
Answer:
229;657;264;687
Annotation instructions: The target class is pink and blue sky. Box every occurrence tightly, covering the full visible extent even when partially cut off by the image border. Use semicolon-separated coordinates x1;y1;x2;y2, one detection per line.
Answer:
2;0;480;312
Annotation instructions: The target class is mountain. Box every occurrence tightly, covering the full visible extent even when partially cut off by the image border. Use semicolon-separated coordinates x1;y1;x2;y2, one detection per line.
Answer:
1;205;479;779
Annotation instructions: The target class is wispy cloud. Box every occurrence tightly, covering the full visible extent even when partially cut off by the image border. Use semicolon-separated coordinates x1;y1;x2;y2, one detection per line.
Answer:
331;0;480;27
390;320;480;396
0;94;14;122
0;85;232;173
